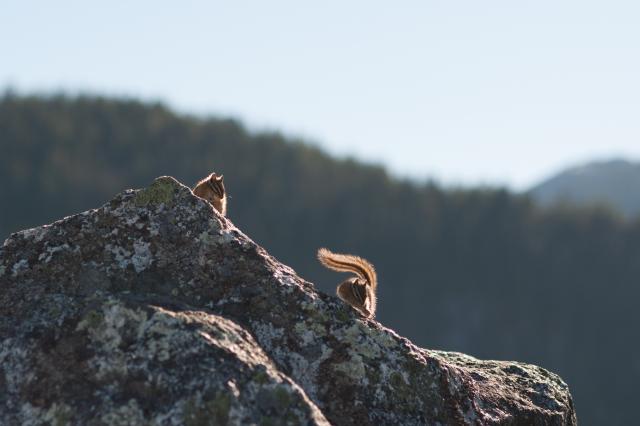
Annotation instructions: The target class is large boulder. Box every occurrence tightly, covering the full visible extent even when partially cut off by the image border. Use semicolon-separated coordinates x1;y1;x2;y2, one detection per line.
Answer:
0;177;577;425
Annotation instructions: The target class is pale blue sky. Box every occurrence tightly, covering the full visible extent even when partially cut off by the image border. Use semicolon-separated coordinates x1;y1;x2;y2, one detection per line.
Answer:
2;1;639;189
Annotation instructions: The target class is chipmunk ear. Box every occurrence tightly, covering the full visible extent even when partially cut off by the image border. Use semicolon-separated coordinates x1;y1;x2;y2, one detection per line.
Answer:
216;174;224;181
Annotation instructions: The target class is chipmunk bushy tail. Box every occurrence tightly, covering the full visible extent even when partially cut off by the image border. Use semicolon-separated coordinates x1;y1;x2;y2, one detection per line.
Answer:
317;248;377;289
317;248;378;318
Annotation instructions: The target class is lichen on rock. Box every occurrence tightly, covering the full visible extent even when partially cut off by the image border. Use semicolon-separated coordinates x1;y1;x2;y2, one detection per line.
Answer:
0;176;577;425
133;176;177;207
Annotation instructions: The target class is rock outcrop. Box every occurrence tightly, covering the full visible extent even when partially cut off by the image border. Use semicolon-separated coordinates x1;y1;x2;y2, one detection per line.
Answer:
0;177;577;425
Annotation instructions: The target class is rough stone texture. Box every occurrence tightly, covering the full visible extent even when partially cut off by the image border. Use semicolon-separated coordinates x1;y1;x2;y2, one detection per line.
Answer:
0;176;577;425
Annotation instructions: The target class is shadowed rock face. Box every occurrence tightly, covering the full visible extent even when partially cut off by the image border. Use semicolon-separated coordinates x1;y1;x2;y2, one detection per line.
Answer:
0;177;577;425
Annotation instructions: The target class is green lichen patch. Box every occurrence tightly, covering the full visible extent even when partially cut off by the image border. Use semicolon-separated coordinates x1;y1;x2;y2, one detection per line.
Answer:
273;385;292;410
75;309;103;332
253;369;271;385
294;321;326;344
198;230;217;246
209;393;231;425
44;402;74;426
334;353;367;380
335;323;382;360
183;393;231;426
334;309;350;322
133;177;178;207
100;399;145;425
75;299;150;359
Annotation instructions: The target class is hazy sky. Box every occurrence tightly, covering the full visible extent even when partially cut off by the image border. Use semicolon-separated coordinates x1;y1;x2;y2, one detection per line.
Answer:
3;1;639;189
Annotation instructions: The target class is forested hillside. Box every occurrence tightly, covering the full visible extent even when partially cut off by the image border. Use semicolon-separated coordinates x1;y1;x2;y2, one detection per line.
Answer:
2;94;638;425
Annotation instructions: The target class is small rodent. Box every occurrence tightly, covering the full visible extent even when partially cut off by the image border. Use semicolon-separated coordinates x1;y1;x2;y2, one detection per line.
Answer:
193;172;227;216
317;248;378;318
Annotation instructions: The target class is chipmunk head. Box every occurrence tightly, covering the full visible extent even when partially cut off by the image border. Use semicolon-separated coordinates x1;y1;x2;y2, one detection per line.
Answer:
193;172;227;216
207;174;225;198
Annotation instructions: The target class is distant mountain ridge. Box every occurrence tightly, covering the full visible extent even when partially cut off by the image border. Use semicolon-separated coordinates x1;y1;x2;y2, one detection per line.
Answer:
529;159;640;218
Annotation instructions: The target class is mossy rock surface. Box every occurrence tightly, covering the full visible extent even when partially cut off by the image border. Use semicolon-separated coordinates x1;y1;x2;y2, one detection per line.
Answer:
0;177;577;425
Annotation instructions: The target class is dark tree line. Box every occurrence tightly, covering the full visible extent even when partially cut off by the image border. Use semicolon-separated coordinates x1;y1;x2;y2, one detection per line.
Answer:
1;93;638;425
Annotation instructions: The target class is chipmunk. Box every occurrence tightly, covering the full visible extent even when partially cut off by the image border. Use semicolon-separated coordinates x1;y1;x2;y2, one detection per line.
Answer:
317;248;378;319
193;172;227;216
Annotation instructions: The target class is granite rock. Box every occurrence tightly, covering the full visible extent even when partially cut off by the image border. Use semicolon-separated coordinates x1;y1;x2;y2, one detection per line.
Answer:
0;177;577;425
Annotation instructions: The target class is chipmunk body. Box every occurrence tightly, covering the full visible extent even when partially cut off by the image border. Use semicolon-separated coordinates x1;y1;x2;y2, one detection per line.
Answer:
317;248;377;318
193;172;227;216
